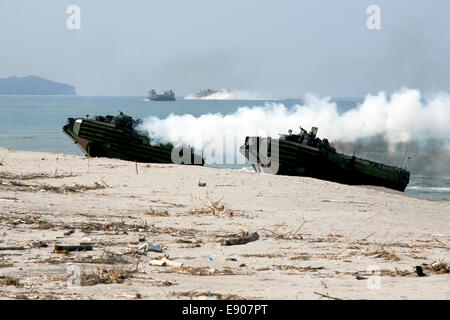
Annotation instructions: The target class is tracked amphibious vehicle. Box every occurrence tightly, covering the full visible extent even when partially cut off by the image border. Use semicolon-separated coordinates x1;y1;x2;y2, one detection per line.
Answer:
63;112;202;165
240;127;410;191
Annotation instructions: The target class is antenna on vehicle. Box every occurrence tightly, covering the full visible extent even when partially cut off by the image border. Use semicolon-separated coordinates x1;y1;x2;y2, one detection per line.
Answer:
353;123;365;157
400;143;409;169
405;156;412;170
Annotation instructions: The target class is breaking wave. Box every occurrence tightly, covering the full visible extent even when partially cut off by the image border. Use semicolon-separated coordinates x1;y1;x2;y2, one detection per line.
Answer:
406;186;450;192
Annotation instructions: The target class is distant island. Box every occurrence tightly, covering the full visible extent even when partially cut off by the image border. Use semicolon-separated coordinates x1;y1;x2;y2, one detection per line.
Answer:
0;75;76;95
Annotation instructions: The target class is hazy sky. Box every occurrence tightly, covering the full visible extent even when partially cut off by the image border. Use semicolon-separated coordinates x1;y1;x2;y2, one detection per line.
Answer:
0;0;449;96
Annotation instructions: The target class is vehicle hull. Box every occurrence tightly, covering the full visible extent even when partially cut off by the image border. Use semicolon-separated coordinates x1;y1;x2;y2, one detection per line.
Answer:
240;137;410;191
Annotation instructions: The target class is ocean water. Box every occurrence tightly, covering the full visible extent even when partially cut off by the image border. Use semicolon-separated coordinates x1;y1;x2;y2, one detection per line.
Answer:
0;95;448;202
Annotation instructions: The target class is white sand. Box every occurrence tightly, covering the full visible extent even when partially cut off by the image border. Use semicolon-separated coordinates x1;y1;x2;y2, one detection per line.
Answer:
0;147;449;300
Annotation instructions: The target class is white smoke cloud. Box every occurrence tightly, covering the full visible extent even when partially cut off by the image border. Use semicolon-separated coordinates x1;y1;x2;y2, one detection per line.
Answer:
184;88;266;100
139;89;450;163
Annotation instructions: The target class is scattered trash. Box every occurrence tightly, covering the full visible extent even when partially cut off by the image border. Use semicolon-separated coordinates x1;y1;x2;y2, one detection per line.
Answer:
64;229;75;236
208;257;213;261
198;180;206;187
221;232;259;246
413;266;426;277
150;258;184;268
137;243;162;253
150;259;167;266
139;236;146;242
355;275;368;280
80;237;93;244
430;261;449;274
226;258;237;262
54;245;93;253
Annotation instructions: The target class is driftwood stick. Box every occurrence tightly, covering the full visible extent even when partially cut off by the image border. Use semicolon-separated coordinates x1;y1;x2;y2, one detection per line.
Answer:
0;246;27;251
221;232;259;246
54;245;93;252
313;291;342;300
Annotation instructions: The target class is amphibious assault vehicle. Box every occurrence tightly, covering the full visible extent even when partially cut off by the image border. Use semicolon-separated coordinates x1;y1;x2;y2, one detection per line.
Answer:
147;89;176;101
240;127;410;191
63;112;202;165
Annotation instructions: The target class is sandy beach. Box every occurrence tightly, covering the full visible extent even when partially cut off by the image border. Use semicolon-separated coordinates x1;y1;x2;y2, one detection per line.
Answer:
0;146;448;300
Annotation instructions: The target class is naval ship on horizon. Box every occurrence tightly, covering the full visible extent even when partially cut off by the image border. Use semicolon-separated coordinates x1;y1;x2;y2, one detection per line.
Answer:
147;89;176;101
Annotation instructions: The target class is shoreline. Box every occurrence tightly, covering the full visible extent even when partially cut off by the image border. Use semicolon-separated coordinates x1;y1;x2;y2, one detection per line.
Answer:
0;147;449;299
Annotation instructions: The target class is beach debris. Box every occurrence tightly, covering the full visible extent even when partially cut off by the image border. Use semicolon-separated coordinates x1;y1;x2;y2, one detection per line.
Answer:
142;208;169;217
81;221;149;233
153;280;176;287
139;236;146;242
198;179;206;187
0;171;75;180
259;219;308;240
150;259;167;266
0;246;27;251
275;265;324;272
64;229;75;236
32;241;48;248
413;266;427;277
3;180;106;193
137;243;162;253
242;252;283;259
190;195;243;218
150;258;184;268
54;245;93;253
81;267;133;286
0;276;22;287
221;232;259;246
313;291;342;300
115;293;142;299
80;237;93;245
429;261;449;274
176;239;202;248
365;248;400;261
169;291;243;300
170;266;234;276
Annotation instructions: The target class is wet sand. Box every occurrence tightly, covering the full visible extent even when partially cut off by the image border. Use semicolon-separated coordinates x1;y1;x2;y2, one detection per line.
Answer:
0;147;449;300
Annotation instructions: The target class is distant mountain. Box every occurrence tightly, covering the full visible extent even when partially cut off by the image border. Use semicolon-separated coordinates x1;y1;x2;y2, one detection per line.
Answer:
0;75;76;95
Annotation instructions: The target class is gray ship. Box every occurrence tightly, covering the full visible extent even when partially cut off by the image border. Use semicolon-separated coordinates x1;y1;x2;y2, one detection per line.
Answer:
147;89;176;101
